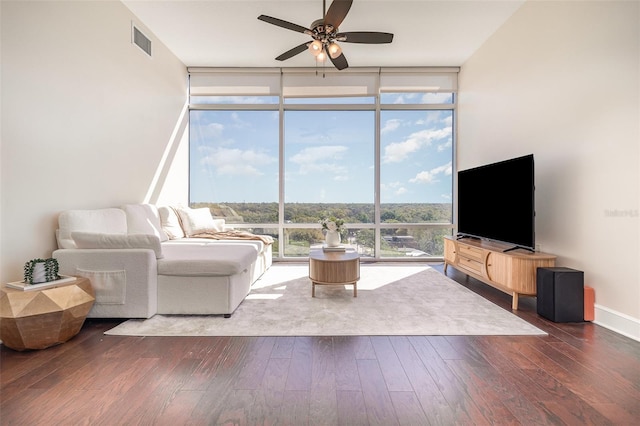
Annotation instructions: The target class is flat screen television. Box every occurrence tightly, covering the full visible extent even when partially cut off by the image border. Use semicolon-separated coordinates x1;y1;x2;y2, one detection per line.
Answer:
457;154;535;251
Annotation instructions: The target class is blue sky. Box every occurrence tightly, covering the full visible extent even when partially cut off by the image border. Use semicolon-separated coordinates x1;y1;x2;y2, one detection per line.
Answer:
190;106;453;204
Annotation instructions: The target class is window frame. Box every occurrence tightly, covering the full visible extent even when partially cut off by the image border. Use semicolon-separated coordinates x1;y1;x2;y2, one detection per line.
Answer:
188;68;457;261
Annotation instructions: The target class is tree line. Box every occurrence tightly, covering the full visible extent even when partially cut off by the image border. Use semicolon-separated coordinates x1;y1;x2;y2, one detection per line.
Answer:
192;202;452;225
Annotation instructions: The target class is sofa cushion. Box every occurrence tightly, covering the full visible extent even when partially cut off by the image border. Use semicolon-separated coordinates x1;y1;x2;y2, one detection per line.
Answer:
158;243;257;276
58;208;127;249
158;206;186;240
175;207;225;237
72;232;163;259
122;204;168;242
163;239;265;254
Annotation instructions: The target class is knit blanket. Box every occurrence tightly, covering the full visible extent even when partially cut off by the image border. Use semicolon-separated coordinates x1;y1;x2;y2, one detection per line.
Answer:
190;230;274;245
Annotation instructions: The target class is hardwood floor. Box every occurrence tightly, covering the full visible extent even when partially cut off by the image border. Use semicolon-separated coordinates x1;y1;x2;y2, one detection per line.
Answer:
2;263;639;425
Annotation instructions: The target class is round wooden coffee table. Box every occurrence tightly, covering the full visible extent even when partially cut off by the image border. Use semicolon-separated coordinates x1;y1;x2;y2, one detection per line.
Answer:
309;250;360;297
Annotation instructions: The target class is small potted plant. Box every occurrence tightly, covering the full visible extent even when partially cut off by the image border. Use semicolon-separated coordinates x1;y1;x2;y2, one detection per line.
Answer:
24;258;61;284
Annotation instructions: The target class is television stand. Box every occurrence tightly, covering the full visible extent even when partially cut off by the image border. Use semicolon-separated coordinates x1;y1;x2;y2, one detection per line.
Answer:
443;236;556;310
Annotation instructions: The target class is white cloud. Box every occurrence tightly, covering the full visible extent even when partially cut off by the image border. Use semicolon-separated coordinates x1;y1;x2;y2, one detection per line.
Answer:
381;181;402;190
382;127;452;163
381;181;407;197
421;93;453;104
381;119;402;134
297;162;348;176
201;147;276;176
437;139;452;152
289;145;350;176
409;170;436;184
195;122;225;140
193;122;233;146
387;93;419;104
230;112;252;129
208;122;224;134
416;111;452;127
409;161;452;184
290;146;348;164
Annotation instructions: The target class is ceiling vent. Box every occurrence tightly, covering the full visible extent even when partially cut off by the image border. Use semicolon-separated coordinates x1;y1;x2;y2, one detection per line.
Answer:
132;23;152;57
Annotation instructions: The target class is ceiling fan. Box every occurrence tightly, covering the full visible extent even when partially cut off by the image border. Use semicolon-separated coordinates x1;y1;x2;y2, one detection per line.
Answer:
258;0;393;70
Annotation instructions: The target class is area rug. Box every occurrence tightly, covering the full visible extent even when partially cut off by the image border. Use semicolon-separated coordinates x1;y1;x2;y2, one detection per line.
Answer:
104;264;545;336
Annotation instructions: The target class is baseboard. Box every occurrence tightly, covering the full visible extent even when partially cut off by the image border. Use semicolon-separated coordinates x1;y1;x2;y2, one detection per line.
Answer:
593;304;640;342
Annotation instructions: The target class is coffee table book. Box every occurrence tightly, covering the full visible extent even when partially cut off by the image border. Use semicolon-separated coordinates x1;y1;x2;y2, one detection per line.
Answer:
322;245;346;252
5;275;77;291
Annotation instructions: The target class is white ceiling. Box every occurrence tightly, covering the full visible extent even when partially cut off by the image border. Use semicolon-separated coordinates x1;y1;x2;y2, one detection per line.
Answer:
122;0;525;68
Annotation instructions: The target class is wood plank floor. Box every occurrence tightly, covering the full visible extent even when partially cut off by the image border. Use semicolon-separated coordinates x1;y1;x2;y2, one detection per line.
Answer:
2;263;639;425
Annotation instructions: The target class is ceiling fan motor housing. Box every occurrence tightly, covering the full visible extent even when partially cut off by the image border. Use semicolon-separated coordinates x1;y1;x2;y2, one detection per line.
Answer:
311;19;336;42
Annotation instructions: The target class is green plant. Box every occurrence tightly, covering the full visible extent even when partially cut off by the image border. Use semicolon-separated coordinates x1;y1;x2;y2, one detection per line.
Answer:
23;258;60;284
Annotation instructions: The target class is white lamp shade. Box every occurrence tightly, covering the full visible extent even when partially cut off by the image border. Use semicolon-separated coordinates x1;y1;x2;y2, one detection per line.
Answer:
308;40;323;56
328;42;342;59
316;50;327;62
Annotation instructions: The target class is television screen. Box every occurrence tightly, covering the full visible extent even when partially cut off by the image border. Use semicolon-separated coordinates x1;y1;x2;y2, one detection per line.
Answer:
457;154;535;251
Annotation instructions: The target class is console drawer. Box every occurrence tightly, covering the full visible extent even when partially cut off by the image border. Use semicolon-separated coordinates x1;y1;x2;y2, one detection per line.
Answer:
457;256;483;275
458;244;483;262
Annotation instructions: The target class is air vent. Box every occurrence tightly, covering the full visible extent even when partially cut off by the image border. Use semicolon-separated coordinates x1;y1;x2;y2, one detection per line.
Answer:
132;24;152;57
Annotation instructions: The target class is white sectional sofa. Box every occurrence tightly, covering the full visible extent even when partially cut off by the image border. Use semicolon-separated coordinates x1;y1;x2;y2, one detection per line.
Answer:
52;204;272;319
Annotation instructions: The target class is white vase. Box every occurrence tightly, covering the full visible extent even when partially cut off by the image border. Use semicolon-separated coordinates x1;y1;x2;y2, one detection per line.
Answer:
32;263;46;284
325;230;341;247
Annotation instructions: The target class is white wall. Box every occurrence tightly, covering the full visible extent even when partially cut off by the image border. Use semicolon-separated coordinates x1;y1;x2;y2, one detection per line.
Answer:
458;1;639;339
0;1;188;282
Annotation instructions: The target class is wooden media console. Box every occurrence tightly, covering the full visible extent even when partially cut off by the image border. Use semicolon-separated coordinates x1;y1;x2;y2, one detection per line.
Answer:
443;236;556;310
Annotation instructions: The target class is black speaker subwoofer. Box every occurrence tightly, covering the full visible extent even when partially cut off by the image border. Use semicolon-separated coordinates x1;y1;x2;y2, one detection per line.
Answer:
536;267;584;322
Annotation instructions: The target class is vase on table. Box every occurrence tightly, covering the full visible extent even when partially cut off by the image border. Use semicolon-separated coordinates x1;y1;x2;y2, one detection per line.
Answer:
32;263;46;284
325;230;341;247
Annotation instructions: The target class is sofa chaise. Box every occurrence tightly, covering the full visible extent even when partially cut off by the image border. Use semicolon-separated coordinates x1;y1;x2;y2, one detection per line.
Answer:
52;204;272;318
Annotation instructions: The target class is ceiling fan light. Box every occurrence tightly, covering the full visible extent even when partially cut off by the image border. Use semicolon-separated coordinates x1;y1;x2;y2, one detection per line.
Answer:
316;50;327;62
328;42;342;59
308;40;323;56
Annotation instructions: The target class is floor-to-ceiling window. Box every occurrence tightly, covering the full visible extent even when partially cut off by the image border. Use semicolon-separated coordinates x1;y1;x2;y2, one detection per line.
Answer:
283;108;375;256
188;68;457;260
379;89;454;258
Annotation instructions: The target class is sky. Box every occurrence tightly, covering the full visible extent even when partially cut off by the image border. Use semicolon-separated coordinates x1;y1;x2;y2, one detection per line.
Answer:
190;96;453;205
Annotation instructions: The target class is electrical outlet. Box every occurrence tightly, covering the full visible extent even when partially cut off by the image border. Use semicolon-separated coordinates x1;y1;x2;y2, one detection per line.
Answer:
535;244;542;252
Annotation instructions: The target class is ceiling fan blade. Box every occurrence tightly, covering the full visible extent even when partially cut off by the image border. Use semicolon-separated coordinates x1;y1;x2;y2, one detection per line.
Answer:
275;42;310;61
324;0;353;29
329;51;349;71
258;15;311;35
337;31;394;44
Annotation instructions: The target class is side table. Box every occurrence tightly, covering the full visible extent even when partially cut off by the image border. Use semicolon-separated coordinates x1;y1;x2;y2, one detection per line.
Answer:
309;250;360;297
0;277;95;351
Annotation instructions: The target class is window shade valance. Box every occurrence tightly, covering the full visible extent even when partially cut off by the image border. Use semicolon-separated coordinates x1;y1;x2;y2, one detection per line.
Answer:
379;69;458;93
187;67;458;98
281;68;378;98
188;68;281;96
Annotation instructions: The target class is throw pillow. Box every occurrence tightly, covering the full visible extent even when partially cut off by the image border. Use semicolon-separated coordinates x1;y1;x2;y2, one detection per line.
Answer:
158;206;186;239
121;204;168;242
71;232;163;259
175;207;225;236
